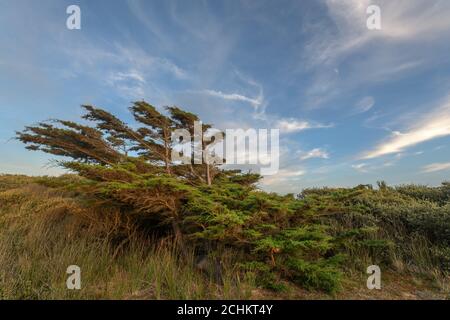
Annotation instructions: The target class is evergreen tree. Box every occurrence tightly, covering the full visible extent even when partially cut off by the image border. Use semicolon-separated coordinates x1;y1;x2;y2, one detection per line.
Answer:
17;101;360;293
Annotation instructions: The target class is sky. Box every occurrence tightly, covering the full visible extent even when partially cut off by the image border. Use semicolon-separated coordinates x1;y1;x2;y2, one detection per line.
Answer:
1;0;450;193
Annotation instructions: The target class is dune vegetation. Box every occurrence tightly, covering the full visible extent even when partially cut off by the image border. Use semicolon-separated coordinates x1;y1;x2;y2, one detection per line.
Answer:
0;102;449;299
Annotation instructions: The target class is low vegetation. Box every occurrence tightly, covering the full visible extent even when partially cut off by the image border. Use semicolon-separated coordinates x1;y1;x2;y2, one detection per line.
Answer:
1;102;448;299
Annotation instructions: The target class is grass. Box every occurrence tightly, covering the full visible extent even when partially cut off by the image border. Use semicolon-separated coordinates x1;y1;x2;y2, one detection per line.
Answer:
0;176;254;299
0;174;448;299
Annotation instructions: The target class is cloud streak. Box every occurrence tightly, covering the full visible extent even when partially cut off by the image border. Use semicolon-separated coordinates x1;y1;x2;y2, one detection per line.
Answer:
354;96;375;114
351;163;369;173
302;0;450;108
300;148;329;160
422;162;450;173
361;97;450;159
262;168;306;186
275;118;333;134
201;89;263;108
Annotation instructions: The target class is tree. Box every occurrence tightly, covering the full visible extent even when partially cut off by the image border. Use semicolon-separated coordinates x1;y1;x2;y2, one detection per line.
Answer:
17;119;124;166
16;102;249;251
130;102;174;174
16;101;371;293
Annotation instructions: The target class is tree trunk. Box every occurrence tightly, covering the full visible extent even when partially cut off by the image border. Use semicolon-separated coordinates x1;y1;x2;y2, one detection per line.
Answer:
171;219;188;257
206;163;211;186
163;129;172;175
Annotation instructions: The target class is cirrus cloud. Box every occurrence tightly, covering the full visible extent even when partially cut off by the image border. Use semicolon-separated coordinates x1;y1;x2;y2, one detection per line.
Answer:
361;97;450;159
354;96;375;114
422;162;450;173
201;89;263;108
275;118;333;134
300;148;330;160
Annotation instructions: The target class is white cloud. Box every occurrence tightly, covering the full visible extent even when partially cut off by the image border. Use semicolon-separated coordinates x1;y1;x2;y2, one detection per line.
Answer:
302;0;450;108
352;163;369;173
361;97;450;159
312;0;450;66
422;162;450;173
114;45;187;80
262;168;306;186
354;96;375;114
300;148;329;160
106;70;147;98
62;41;187;83
275;118;332;133
108;71;146;84
202;89;263;108
198;72;266;117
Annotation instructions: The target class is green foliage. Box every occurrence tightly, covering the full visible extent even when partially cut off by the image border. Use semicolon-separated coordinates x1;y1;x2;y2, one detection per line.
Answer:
14;102;450;293
285;258;342;293
396;182;450;205
238;261;287;292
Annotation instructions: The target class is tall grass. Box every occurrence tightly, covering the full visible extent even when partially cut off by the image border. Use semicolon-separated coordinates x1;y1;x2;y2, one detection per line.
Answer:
1;175;448;299
0;176;254;299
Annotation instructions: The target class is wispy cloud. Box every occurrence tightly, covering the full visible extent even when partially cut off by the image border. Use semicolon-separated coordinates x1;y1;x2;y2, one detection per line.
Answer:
308;0;450;66
62;42;187;82
361;97;450;159
113;45;188;80
302;0;450;108
108;71;146;84
107;71;146;99
262;168;306;186
201;89;263;108
59;42;188;102
275;118;333;134
157;57;187;79
106;70;147;98
300;148;329;160
354;96;375;114
422;162;450;173
351;163;369;173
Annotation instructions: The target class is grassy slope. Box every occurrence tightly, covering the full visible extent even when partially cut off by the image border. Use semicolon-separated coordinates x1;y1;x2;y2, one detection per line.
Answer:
0;174;447;300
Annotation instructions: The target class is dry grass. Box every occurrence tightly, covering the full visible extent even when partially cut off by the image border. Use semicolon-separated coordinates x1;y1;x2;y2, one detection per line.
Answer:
0;174;448;300
0;175;254;299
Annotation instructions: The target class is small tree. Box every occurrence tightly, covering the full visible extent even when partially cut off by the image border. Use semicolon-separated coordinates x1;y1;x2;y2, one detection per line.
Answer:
16;101;361;293
16;102;246;249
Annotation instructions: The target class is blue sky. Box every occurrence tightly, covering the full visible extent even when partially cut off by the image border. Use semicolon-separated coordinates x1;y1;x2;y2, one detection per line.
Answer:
1;0;450;193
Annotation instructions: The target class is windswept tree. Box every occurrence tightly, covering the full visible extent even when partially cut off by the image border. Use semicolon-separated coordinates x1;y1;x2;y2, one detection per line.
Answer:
167;106;223;185
16;101;367;293
17;119;124;166
129;102;174;174
16;102;253;248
